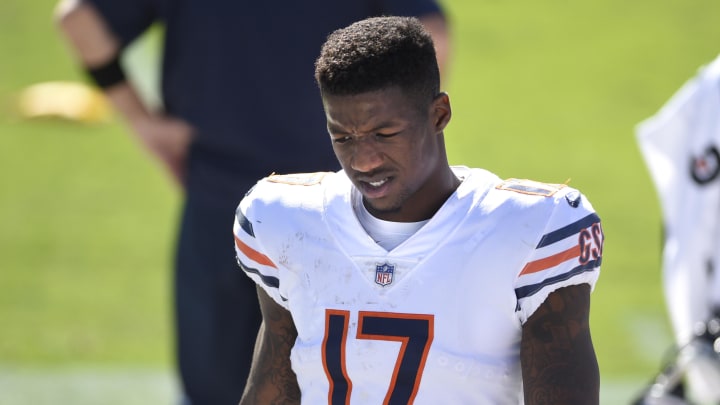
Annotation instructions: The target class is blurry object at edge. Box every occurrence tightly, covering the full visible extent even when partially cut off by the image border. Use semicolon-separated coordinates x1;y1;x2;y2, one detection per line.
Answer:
17;81;111;123
633;314;720;405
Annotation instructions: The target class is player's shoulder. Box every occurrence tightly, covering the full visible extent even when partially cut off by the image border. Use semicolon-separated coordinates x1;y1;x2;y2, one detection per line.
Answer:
264;172;332;187
237;171;340;236
487;178;602;255
484;177;599;229
492;178;584;207
243;171;335;204
454;168;579;209
495;178;568;198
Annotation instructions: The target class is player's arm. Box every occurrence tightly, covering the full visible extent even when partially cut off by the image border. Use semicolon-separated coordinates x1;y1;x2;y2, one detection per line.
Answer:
520;284;600;405
54;0;192;187
240;286;301;405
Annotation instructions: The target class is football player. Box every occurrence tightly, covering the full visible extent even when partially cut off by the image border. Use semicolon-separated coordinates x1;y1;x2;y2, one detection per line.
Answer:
234;16;602;404
635;53;720;404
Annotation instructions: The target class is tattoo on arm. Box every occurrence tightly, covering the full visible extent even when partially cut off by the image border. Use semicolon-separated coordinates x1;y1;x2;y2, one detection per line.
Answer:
521;284;599;405
240;286;301;405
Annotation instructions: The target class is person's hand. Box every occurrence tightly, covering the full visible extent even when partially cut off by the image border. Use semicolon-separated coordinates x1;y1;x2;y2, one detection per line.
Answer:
132;113;194;188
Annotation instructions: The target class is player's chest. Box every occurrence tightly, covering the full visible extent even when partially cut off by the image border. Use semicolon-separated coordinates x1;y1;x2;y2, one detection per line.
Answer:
281;227;526;319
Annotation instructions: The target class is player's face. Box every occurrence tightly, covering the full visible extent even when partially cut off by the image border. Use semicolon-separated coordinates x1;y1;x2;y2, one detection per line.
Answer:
323;87;453;222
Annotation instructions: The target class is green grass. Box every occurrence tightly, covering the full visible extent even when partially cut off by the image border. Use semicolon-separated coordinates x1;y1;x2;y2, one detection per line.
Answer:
0;0;177;368
2;0;720;402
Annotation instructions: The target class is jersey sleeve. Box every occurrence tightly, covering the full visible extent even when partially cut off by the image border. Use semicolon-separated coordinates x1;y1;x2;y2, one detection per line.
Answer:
84;0;159;46
514;188;603;324
233;189;289;310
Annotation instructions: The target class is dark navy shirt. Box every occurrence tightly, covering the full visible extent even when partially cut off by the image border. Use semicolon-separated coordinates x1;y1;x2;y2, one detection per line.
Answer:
87;0;444;202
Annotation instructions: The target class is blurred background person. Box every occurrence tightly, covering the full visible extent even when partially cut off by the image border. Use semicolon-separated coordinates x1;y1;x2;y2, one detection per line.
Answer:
634;53;720;404
53;0;450;404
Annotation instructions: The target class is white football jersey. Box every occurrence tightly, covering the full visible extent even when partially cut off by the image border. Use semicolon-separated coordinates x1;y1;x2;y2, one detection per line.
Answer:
636;53;720;345
233;166;602;405
636;54;720;403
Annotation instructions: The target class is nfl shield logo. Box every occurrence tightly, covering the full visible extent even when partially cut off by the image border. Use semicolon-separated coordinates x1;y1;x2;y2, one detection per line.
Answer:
375;262;395;286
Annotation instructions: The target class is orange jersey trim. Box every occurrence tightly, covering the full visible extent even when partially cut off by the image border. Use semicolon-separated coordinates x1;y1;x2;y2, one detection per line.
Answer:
234;235;277;268
520;245;579;275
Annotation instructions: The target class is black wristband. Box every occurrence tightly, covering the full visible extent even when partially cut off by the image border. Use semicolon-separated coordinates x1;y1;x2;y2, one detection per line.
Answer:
86;57;126;89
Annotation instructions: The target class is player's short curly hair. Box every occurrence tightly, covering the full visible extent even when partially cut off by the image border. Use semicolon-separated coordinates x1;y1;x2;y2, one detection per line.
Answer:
315;16;440;109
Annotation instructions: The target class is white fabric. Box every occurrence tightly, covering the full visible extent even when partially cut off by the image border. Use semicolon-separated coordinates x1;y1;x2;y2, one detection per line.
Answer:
636;54;720;345
233;167;602;404
352;188;430;251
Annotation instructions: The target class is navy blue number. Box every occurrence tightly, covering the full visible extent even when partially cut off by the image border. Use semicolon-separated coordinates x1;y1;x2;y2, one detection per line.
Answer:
322;310;434;405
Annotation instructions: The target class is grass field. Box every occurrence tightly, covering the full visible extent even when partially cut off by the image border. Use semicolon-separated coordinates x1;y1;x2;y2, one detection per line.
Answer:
2;0;720;403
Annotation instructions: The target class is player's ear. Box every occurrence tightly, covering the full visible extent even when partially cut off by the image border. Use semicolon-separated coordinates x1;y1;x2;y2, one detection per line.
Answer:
430;92;451;133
